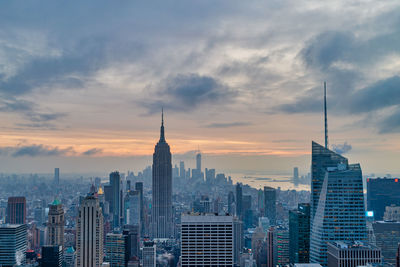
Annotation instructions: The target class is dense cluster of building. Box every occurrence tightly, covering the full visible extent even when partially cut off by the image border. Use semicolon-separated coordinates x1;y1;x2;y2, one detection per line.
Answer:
0;113;399;267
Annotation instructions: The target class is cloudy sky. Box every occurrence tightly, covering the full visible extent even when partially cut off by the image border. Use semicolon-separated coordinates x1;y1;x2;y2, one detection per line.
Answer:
0;0;399;177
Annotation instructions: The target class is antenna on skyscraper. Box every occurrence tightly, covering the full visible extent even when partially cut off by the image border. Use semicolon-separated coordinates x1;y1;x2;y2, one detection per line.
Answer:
324;81;328;149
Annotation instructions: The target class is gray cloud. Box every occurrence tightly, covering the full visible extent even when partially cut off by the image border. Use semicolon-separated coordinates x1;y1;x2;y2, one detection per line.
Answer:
11;144;74;157
82;148;103;156
141;73;236;113
378;108;400;134
331;142;352;154
205;122;252;128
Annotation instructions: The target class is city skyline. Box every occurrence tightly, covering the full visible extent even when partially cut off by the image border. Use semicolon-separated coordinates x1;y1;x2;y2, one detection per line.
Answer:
0;1;400;176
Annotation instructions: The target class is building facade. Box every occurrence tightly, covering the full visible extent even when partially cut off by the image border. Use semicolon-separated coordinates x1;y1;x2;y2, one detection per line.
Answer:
76;193;104;267
372;221;400;265
151;111;173;238
327;241;381;267
289;203;311;264
367;177;400;220
47;199;64;248
264;186;276;226
142;241;156;267
106;233;127;267
0;224;27;266
6;196;26;224
310;142;367;266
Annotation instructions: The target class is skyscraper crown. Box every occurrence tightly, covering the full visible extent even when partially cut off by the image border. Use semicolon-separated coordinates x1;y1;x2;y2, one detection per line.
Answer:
159;108;165;142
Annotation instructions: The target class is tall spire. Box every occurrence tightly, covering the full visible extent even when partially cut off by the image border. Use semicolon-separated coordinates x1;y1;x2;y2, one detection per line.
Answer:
324;81;329;149
160;108;165;142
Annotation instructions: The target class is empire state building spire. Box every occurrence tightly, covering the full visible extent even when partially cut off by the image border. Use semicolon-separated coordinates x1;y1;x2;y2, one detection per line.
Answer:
160;108;165;142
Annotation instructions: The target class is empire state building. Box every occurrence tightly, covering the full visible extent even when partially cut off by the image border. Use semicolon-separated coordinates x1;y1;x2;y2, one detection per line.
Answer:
151;110;173;238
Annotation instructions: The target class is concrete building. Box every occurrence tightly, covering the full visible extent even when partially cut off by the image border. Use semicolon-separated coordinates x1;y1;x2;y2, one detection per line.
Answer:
327;241;381;267
372;221;400;265
106;233;127;267
76;193;104;267
383;205;400;221
142;241;156;267
0;224;27;266
47;199;64;248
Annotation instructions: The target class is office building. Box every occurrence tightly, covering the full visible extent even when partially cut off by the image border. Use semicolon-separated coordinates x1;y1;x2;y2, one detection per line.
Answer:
196;152;201;172
277;229;290;266
6;196;26;224
76;193;104;267
110;171;121;228
179;161;186;179
267;227;277;267
64;246;76;267
294;167;299;185
372;221;400;265
228;191;235;215
47;199;64;248
54;167;60;185
383;205;400;221
135;182;144;232
236;183;243;218
41;245;63;267
310;142;367;266
327;241;381;267
0;224;27;266
123;225;140;260
205;168;215;184
143;241;156;267
106;233;128;267
181;213;238;266
289;203;311;264
367;177;400;220
151;111;174;238
124;190;141;226
264;186;276;225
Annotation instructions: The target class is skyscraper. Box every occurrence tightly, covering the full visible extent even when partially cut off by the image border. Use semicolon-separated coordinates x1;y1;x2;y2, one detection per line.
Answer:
0;224;27;266
310;142;367;266
106;233;128;267
41;245;63;267
76;193;104;267
179;161;185;179
196;152;201;173
367;177;400;220
143;241;156;267
124;190;141;226
54;167;60;185
264;186;276;225
289;203;310;264
236;183;243;218
135;182;144;234
47;199;64;248
6;196;26;224
151;110;173;238
181;214;237;266
228;191;235;215
293;167;299;185
110;171;121;229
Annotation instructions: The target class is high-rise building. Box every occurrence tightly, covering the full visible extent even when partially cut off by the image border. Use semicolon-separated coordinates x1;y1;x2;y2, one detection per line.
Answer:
289;203;311;264
228;191;235;215
41;245;63;267
264;186;276;225
397;243;400;267
123;225;140;261
0;224;27;266
151;111;173;238
310;142;367;266
124;190;141;226
196;152;201;173
367;177;400;220
236;183;243;218
54;167;60;185
135;182;145;235
64;246;76;267
205;168;215;184
267;227;276;267
6;196;26;224
76;193;104;267
106;233;128;267
47;199;64;248
372;221;400;266
110;171;121;228
142;241;156;267
181;214;238;266
179;161;185;179
277;229;290;266
327;241;381;267
294;167;299;185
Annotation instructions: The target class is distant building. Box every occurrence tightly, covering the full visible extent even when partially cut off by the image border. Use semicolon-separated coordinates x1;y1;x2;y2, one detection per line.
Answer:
106;233;128;267
76;193;104;267
205;168;215;184
123;224;140;260
64;246;76;267
228;191;235;215
372;221;400;265
310;142;367;266
179;161;185;179
383;205;400;221
0;224;27;266
142;241;156;267
264;186;276;225
110;171;121;228
47;199;64;248
181;213;240;266
327;241;381;267
196;152;201;173
124;190;141;227
151;111;174;238
289;203;311;264
236;183;243;218
41;245;63;267
367;177;400;220
294;167;299;185
54;167;60;185
6;196;26;224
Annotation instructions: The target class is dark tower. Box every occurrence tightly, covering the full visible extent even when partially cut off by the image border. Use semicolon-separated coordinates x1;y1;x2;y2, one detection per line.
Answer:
324;81;328;149
151;110;173;238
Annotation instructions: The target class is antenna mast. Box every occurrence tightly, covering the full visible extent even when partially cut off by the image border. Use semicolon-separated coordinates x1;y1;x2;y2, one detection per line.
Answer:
324;81;328;149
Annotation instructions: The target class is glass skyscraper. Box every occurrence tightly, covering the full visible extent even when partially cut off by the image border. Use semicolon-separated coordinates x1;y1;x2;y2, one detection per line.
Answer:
289;203;310;264
310;141;367;266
